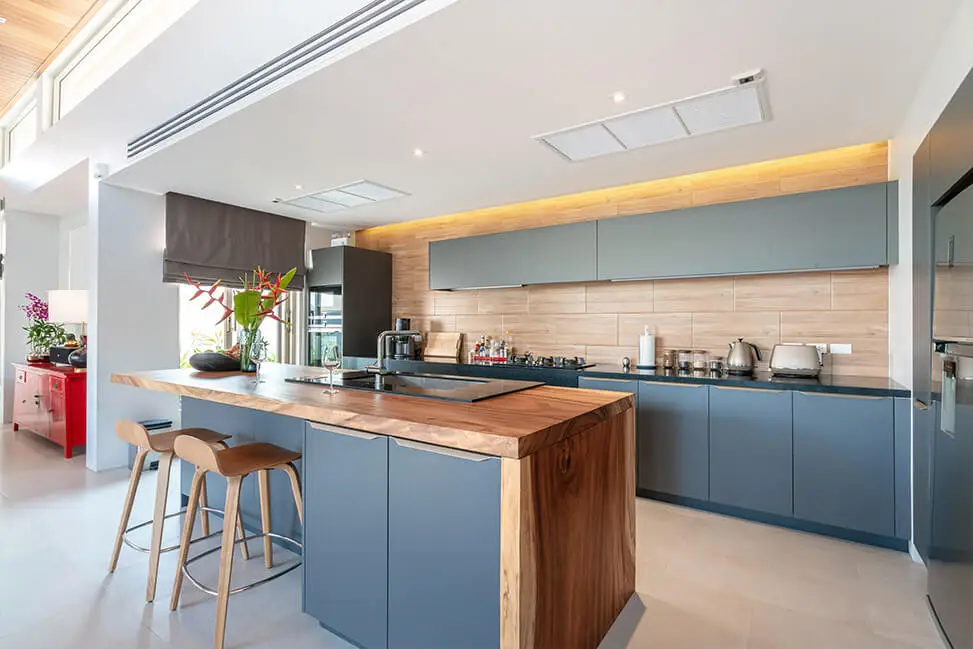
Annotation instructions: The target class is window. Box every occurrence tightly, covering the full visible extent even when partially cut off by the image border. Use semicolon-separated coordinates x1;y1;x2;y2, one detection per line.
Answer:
178;284;301;367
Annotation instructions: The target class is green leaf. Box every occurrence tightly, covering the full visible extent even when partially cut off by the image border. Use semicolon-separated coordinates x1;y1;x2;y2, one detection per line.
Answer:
234;290;264;329
278;267;297;292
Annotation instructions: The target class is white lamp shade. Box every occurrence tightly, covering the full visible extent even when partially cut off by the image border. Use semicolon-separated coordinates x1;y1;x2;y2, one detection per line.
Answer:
48;290;89;324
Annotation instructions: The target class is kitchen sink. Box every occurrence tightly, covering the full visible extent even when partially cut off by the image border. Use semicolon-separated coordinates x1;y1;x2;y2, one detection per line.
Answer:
285;371;543;402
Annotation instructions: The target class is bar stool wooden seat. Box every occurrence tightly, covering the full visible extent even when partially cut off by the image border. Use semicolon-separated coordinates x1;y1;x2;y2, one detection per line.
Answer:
171;437;303;649
109;421;250;602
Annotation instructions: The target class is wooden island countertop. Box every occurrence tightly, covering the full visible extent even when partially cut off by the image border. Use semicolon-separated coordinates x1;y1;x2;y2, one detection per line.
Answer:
111;364;633;458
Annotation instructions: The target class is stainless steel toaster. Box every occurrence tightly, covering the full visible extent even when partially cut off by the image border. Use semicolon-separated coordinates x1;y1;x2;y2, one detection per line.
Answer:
769;344;822;377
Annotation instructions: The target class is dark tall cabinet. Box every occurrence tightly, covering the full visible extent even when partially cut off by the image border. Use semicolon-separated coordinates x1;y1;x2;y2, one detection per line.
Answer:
307;246;392;359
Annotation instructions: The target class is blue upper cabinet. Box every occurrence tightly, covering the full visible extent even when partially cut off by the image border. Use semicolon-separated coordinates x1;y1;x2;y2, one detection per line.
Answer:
428;221;597;290
597;182;895;281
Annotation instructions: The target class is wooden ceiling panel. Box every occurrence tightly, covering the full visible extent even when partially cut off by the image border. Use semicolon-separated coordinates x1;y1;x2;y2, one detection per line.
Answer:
0;0;104;117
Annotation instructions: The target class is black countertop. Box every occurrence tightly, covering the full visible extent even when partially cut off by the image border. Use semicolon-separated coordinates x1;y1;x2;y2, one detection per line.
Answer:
580;364;910;398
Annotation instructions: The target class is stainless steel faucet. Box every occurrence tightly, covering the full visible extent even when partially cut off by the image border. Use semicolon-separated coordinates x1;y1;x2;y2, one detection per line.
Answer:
368;329;421;374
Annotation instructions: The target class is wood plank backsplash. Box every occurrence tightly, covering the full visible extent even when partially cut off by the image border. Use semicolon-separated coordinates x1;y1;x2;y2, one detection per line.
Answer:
356;142;891;377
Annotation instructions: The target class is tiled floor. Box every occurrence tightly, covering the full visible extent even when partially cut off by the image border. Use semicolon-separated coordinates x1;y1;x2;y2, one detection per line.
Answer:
0;426;945;649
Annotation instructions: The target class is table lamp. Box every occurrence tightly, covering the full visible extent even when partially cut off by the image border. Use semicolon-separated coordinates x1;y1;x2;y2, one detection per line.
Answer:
48;290;89;368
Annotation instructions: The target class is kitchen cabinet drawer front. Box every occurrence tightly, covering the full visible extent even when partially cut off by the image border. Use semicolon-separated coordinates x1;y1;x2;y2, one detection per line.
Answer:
388;438;500;649
578;377;638;402
598;182;891;281
709;387;793;517
304;423;389;649
428;221;597;289
637;382;709;500
793;393;895;537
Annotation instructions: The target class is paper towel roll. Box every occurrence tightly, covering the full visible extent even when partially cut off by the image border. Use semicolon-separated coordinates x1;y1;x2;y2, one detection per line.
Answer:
638;331;656;368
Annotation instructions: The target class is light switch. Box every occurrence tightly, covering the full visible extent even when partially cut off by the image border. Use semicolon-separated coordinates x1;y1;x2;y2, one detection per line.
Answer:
830;343;852;355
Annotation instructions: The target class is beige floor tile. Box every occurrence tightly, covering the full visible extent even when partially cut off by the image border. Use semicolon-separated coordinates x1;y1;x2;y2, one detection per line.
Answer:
0;427;947;649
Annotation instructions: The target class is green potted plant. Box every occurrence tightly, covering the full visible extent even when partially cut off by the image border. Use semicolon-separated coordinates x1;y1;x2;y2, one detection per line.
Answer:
184;267;295;371
19;293;67;363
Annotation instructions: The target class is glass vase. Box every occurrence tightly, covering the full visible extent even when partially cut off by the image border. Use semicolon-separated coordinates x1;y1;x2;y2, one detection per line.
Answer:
238;328;263;373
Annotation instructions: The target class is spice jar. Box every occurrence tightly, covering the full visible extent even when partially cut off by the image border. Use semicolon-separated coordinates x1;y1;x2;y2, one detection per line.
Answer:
678;350;693;371
693;350;709;370
663;350;676;369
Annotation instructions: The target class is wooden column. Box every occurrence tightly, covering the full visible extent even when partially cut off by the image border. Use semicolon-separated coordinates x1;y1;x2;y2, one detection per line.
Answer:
500;407;636;649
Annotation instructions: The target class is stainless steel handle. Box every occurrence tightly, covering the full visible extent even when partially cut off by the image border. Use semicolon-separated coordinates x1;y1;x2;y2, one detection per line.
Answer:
649;382;707;388
713;386;785;394
582;378;634;384
307;421;382;441
392;438;493;462
797;391;885;400
913;399;930;411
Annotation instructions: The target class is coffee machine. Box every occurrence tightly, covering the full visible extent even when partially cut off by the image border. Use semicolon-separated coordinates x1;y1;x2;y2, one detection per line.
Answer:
384;318;422;361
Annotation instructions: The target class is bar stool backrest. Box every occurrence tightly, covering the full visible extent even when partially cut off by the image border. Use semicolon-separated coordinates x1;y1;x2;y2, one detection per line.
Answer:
173;435;221;474
116;420;152;448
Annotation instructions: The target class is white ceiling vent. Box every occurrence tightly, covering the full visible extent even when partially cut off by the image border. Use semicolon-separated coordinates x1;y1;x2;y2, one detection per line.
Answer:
278;180;409;214
536;72;770;162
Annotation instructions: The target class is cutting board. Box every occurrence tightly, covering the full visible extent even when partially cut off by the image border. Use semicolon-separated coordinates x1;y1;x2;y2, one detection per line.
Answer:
424;332;463;362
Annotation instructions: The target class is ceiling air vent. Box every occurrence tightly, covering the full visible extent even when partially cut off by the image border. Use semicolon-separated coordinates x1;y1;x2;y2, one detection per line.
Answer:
536;71;771;162
126;0;429;158
277;180;409;214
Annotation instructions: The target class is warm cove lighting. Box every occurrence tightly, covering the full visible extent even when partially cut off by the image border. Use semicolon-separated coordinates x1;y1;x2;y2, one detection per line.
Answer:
356;141;889;238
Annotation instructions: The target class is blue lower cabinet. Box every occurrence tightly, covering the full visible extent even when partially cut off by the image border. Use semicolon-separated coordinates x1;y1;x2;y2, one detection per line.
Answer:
180;398;304;543
709;387;793;517
638;382;709;499
303;423;389;649
388;438;501;649
894;398;912;540
793;393;895;537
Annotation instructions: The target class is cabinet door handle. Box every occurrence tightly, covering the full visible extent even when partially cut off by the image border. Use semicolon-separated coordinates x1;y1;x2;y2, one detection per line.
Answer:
307;421;382;441
797;391;886;400
583;378;633;384
913;399;930;411
392;438;493;462
713;386;786;394
647;381;707;388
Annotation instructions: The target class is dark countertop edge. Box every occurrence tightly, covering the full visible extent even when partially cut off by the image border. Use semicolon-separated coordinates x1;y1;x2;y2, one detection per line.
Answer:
579;368;911;398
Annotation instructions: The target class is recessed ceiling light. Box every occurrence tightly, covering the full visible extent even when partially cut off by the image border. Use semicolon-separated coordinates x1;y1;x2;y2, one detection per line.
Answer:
294;184;303;190
0;17;7;23
612;91;626;104
412;148;424;158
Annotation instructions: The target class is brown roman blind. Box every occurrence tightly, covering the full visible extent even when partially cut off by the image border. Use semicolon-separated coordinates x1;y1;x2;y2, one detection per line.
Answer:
164;193;306;289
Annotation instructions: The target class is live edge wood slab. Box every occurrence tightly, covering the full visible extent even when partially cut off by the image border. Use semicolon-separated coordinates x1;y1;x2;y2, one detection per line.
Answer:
110;364;632;459
112;364;636;649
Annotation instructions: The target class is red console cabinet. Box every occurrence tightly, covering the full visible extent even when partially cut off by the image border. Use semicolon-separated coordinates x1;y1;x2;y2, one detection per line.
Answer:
12;363;87;458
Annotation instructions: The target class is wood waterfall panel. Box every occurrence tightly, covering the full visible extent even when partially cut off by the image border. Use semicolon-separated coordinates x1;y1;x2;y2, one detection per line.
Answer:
500;406;636;649
356;142;893;377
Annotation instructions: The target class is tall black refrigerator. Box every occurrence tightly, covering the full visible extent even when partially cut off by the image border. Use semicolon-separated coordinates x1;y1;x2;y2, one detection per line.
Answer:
929;180;973;649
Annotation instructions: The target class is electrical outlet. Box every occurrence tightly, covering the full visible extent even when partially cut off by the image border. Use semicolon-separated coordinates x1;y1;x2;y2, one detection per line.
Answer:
830;343;852;355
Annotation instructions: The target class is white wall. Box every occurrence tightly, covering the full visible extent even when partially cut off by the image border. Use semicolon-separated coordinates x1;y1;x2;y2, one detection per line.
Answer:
87;182;180;471
0;210;61;422
57;213;89;290
890;0;973;387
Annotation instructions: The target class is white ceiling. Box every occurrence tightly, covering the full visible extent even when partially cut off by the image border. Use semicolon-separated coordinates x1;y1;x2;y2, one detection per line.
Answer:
13;0;965;225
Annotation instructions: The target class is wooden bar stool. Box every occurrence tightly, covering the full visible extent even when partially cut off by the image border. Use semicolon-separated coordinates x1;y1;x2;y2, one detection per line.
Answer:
170;436;303;649
109;420;250;602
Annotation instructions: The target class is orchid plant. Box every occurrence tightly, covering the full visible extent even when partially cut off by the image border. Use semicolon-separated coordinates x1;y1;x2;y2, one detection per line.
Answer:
184;267;296;371
19;293;67;361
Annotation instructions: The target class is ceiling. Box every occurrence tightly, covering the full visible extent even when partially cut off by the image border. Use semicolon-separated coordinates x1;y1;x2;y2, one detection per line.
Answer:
105;0;959;230
0;0;104;117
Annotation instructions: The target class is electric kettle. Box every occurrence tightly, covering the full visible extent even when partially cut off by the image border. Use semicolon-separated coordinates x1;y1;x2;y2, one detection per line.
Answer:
726;338;760;374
